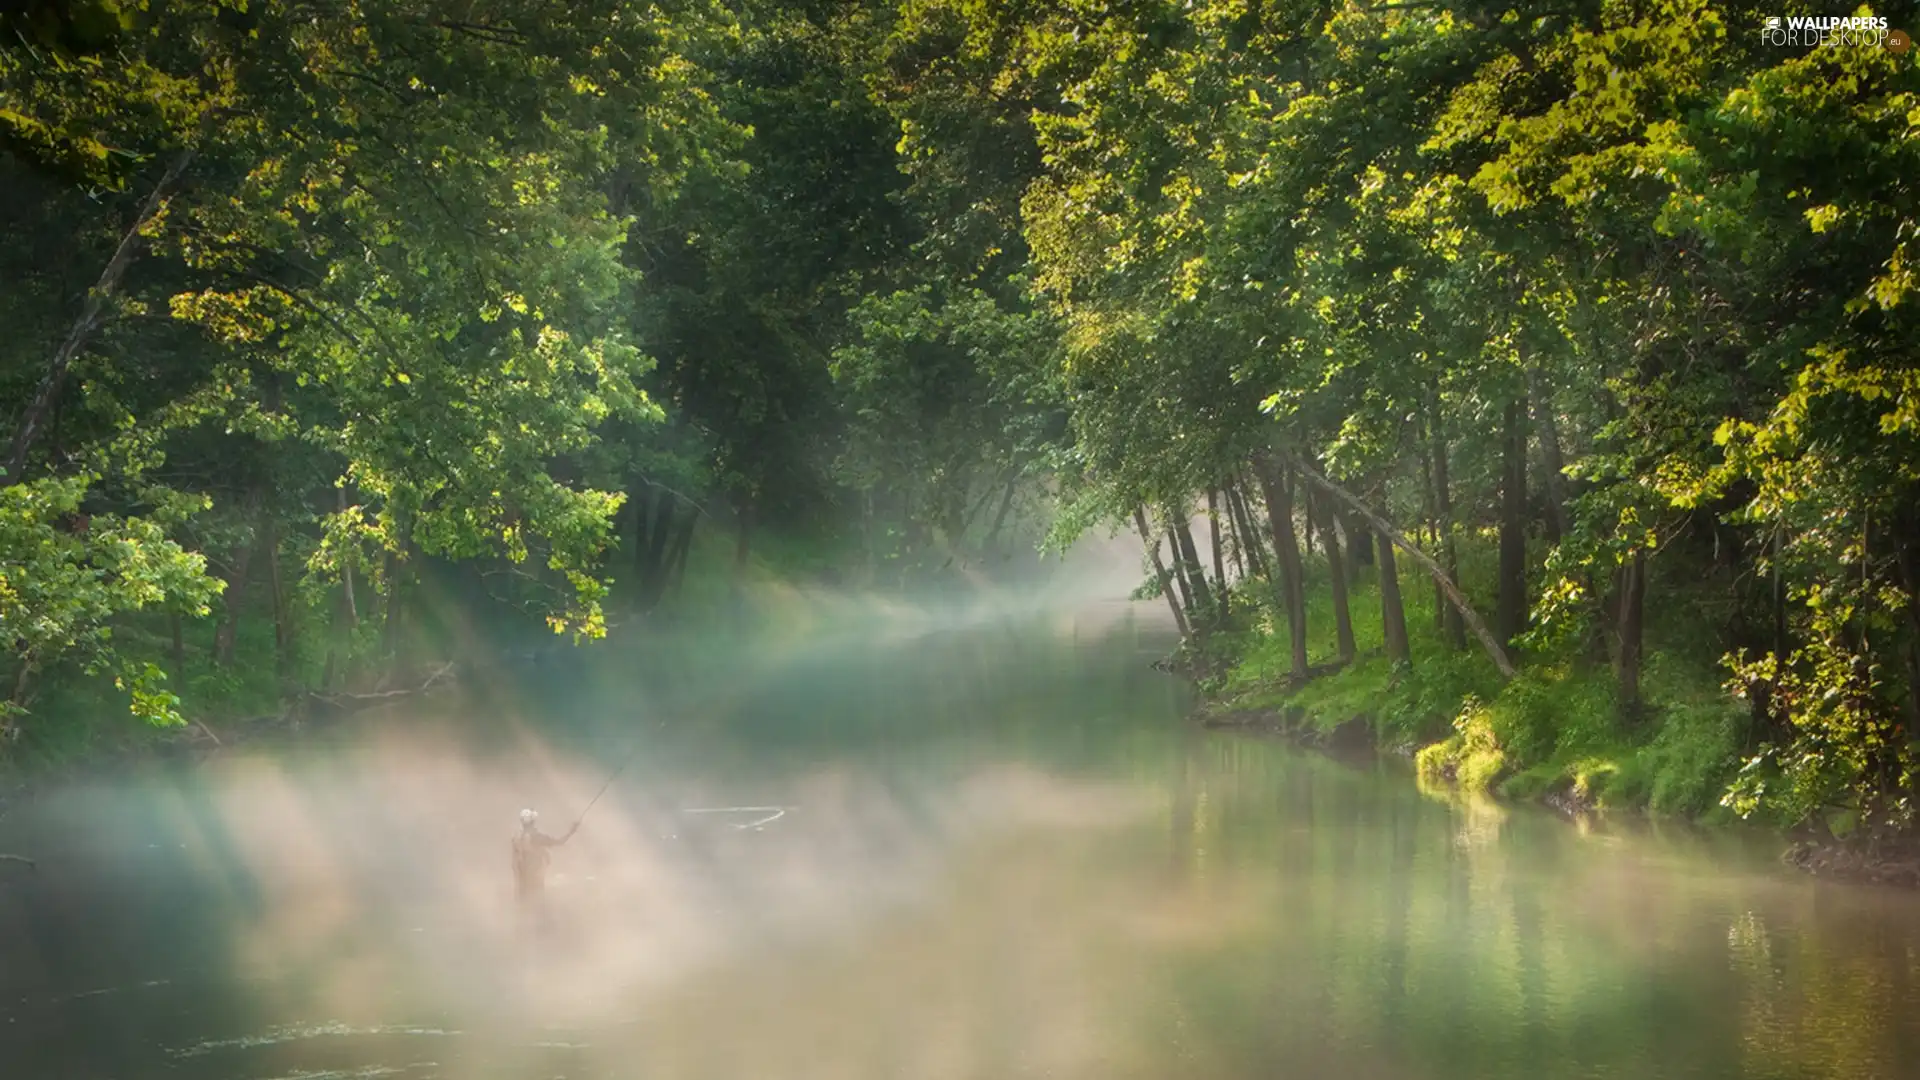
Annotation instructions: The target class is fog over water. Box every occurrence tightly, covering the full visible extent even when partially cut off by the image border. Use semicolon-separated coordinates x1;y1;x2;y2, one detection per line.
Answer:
4;535;1920;1080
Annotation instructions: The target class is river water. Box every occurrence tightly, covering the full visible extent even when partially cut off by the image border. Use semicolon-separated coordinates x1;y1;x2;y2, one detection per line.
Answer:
4;597;1920;1080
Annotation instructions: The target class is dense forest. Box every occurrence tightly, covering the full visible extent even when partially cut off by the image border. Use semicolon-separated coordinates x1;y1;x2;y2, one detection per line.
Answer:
2;1;1916;843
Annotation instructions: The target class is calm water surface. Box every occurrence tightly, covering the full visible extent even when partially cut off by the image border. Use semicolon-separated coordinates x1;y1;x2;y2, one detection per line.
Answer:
3;600;1919;1079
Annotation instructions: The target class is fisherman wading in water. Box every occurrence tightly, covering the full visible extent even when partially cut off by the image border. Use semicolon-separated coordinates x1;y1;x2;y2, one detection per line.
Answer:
512;808;577;909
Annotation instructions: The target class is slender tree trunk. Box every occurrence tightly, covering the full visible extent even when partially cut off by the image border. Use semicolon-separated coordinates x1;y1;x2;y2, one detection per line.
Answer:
170;613;187;675
3;146;197;487
1378;528;1412;667
1206;489;1230;612
666;511;696;591
267;512;292;679
1529;371;1569;546
1229;480;1271;581
382;549;401;669
1314;478;1356;664
729;495;752;611
629;484;653;610
1295;462;1517;679
1614;550;1647;716
1135;506;1191;639
1895;519;1920;729
1419;423;1444;632
861;488;878;586
213;497;261;667
638;490;677;611
1166;527;1197;617
1498;399;1529;659
983;479;1018;560
1218;486;1249;582
1302;487;1317;558
1255;456;1310;682
1174;515;1214;625
1428;394;1467;651
326;487;359;691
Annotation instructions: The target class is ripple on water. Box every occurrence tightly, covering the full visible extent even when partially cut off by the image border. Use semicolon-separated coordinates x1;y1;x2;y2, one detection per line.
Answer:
169;1022;463;1059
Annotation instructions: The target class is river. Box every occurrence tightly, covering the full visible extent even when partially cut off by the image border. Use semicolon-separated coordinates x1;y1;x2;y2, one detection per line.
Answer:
3;597;1919;1079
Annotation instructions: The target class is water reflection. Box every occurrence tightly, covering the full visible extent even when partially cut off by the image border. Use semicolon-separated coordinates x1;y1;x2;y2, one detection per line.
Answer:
3;608;1920;1079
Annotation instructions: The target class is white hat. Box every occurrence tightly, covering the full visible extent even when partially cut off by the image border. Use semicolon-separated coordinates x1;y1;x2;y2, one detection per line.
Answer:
520;808;539;827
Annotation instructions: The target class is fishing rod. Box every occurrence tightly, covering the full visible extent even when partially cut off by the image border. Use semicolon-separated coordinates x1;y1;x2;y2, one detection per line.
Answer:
571;736;650;829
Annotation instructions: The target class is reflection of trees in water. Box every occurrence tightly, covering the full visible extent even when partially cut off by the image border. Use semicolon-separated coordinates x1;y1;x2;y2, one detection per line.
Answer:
1117;733;1920;1080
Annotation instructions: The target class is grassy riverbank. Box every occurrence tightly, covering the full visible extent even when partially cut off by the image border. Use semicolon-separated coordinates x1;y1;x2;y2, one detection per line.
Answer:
1195;540;1753;828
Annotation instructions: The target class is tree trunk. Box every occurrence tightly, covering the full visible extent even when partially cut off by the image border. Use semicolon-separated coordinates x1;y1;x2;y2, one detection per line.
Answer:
170;612;187;675
1135;506;1191;639
1378;527;1412;667
1166;527;1197;617
1294;461;1518;679
1206;489;1229;611
861;488;876;585
1174;515;1214;625
1529;371;1569;547
638;490;677;611
665;512;697;596
733;497;755;576
267;514;294;680
983;479;1018;560
1498;398;1529;659
1229;480;1271;581
3;146;197;487
1217;487;1248;582
1255;456;1310;682
1428;394;1467;652
1613;550;1647;716
1346;510;1374;571
1316;480;1356;664
629;484;653;610
213;503;261;667
324;487;360;691
383;549;403;671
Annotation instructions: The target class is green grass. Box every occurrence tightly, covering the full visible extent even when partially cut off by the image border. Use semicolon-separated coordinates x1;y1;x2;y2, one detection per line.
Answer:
1215;535;1757;823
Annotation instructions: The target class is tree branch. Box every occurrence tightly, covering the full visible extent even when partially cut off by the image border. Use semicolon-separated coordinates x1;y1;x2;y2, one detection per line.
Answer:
4;144;197;486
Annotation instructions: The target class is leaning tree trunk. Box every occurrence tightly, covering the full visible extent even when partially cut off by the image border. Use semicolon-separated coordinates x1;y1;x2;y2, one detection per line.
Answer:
1166;527;1197;619
1135;506;1191;639
1294;461;1517;679
1378;526;1412;667
1254;455;1311;682
1174;514;1214;627
1497;399;1529;660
